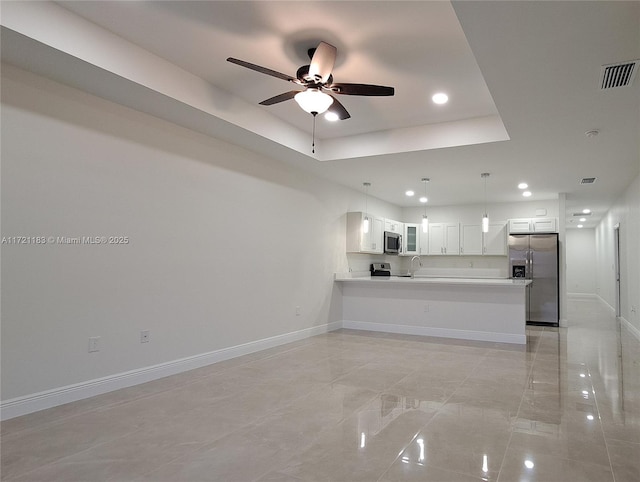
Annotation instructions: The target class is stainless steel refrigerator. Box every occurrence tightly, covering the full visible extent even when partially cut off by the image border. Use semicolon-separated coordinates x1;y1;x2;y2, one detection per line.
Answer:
509;233;559;326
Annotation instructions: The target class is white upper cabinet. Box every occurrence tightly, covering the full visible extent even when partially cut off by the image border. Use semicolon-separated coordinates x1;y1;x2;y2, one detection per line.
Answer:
461;222;507;255
532;218;557;232
460;224;483;255
402;223;420;256
384;218;403;234
509;218;557;233
346;212;384;254
483;223;508;255
428;223;460;255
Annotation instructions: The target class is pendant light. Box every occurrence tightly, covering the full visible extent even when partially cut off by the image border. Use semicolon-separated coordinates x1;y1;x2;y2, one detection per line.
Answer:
481;173;490;233
421;178;430;233
363;182;371;233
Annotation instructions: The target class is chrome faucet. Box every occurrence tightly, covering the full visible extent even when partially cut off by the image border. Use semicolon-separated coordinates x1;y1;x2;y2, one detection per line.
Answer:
409;255;422;278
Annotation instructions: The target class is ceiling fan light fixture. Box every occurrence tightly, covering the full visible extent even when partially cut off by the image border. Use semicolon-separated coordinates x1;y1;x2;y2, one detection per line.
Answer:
324;111;340;122
432;92;449;104
294;89;333;114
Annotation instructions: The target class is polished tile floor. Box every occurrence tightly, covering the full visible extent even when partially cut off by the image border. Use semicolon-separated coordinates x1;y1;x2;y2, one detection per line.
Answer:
2;298;639;481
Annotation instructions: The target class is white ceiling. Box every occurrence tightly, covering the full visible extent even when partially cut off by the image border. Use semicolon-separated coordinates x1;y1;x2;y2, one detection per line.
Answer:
2;1;639;229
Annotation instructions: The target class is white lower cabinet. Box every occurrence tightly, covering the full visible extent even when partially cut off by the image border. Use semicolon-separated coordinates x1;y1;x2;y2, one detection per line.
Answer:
428;223;460;255
346;212;383;254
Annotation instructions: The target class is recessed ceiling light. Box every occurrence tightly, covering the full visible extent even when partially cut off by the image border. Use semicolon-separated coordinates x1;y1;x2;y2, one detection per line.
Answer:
580;217;586;222
405;190;415;197
324;112;339;122
522;191;532;197
432;93;448;104
583;208;591;214
419;197;428;203
578;224;584;228
518;183;528;189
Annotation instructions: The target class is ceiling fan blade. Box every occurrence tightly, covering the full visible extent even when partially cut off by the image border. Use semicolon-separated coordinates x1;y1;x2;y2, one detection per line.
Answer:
259;91;299;106
327;95;351;120
329;83;394;96
227;57;294;82
308;42;337;84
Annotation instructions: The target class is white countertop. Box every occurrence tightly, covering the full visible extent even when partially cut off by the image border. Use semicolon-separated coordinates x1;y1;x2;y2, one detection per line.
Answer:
335;274;531;287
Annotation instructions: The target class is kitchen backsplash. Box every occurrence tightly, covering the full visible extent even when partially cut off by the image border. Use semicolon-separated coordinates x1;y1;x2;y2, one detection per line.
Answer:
345;253;508;278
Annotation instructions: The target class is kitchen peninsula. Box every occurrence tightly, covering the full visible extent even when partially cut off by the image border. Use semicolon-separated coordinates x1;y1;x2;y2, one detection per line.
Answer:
334;275;530;344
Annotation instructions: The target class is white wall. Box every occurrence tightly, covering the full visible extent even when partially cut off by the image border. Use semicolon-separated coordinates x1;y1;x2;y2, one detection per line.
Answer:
595;174;640;334
0;65;402;403
565;229;596;295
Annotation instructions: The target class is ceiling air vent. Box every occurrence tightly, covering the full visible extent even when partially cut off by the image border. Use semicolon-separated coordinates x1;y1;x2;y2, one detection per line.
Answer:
599;60;638;89
573;212;592;217
580;177;597;184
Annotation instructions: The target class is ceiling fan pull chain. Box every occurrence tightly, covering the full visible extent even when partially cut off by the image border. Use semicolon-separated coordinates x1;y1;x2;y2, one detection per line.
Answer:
312;112;317;153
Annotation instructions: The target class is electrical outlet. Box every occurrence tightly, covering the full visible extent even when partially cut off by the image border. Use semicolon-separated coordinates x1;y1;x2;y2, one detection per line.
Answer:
88;336;100;353
140;330;150;343
295;306;301;316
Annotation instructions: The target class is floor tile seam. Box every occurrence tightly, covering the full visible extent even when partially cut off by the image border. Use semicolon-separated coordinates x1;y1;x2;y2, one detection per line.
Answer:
374;424;427;482
0;385;177;440
1;422;154;481
224;380;339;435
603;434;640;446
383;367;430;396
335;389;382;426
507;438;618;468
424;358;487;422
104;439;223;482
503;441;618;472
587;320;623;481
496;325;545;480
1;361;261;440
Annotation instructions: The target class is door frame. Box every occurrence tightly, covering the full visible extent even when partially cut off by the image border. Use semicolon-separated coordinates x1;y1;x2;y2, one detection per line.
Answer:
614;223;621;317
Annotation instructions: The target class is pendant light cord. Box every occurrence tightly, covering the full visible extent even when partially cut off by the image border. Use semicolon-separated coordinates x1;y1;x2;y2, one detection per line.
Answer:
484;175;487;215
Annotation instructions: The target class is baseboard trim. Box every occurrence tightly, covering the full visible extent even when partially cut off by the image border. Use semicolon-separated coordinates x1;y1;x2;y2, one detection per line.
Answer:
621;317;640;342
341;320;526;345
1;321;342;421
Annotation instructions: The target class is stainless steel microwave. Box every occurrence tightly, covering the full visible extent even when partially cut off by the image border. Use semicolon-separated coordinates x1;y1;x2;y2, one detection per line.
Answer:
384;231;402;254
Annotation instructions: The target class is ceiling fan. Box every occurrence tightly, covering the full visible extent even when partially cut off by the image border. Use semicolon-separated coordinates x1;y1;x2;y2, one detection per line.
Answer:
227;41;394;121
